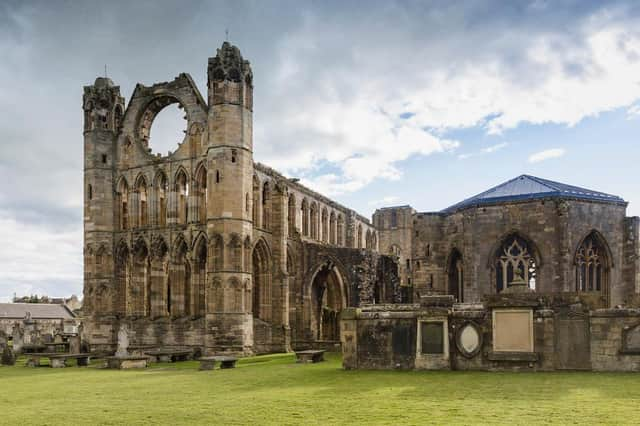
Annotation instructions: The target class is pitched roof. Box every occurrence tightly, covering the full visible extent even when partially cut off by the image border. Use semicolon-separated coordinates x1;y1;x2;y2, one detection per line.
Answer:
442;175;626;213
0;303;75;320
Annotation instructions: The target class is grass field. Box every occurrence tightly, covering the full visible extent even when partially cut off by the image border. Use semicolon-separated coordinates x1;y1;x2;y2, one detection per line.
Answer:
1;353;640;425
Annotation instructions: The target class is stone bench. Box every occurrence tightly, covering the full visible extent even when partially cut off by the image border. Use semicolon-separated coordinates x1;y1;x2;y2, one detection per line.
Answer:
295;350;326;363
197;356;238;370
144;349;193;363
24;353;91;368
105;356;148;369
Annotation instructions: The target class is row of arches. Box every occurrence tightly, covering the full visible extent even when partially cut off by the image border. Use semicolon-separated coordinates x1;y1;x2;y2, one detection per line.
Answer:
439;230;612;304
115;165;208;230
297;196;345;244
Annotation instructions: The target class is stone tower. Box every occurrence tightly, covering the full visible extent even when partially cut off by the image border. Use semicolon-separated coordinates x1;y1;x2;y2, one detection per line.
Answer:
82;77;124;315
205;42;255;352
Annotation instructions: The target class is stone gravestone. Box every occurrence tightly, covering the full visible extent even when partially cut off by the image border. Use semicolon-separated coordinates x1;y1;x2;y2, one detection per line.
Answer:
69;333;81;354
115;324;129;358
1;345;16;366
12;324;24;354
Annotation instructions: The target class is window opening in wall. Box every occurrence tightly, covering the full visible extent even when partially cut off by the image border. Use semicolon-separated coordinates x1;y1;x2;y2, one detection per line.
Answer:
429;274;434;289
216;170;220;183
231;149;237;163
406;259;410;270
391;210;398;227
88;184;93;200
426;244;430;257
494;235;538;293
101;154;107;164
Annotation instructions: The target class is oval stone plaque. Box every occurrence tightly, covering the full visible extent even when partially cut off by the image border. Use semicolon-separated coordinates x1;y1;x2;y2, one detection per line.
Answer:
456;323;482;358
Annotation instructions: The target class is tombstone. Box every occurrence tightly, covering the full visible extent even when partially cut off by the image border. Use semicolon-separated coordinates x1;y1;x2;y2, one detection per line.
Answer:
115;324;129;358
1;346;16;366
69;333;81;354
12;324;24;354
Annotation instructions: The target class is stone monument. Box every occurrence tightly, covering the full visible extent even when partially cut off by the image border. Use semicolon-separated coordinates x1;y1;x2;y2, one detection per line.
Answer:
106;324;148;369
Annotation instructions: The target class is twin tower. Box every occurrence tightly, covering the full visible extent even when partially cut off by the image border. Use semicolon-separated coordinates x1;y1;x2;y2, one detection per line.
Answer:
83;42;260;352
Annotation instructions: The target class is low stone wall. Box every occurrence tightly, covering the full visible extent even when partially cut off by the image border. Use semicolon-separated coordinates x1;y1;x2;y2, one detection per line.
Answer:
341;297;640;372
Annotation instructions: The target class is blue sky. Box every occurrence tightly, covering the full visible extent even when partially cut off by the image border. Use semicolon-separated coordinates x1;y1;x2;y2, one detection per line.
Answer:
0;0;639;301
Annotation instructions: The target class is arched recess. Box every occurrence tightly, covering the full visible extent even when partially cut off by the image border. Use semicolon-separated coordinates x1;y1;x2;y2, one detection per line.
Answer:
288;193;297;236
131;238;149;316
309;260;348;341
114;240;130;316
134;174;148;227
228;233;242;272
193;234;207;316
149;235;169;317
365;230;372;249
321;208;328;242
337;215;344;246
310;202;318;239
170;236;191;316
262;181;271;230
252;238;272;322
211;234;224;271
252;175;261;227
446;248;464;303
301;199;309;236
574;230;612;305
329;212;336;245
117;177;129;230
490;232;541;293
154;171;168;226
174;168;189;225
243;236;252;272
357;224;363;249
194;162;207;224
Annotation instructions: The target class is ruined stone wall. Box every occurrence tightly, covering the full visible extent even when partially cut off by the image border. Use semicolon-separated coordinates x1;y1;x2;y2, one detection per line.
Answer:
379;199;634;307
341;298;640;372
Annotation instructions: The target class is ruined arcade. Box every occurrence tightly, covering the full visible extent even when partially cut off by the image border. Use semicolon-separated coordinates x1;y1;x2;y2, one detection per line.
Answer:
82;42;397;355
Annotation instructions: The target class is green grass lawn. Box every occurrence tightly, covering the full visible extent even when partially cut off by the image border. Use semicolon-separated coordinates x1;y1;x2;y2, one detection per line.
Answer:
1;353;640;425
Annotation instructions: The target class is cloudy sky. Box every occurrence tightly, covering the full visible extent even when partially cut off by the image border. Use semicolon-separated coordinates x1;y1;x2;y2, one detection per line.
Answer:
1;0;639;301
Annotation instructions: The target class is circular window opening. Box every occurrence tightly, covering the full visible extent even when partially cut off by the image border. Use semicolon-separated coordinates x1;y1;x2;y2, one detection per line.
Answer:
148;103;187;156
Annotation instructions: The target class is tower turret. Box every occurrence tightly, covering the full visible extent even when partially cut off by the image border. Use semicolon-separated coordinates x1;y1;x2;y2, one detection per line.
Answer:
83;77;124;315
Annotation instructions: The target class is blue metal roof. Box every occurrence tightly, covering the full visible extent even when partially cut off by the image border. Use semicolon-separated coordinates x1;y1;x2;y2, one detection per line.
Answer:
442;175;626;213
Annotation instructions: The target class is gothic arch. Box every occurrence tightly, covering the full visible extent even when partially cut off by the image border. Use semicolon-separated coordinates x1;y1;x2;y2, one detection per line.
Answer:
193;234;207;316
116;176;129;230
445;248;464;303
288;193;297;235
307;258;349;341
252;238;272;322
490;232;541;293
252;174;261;226
194;161;207;224
169;235;191;316
131;237;149;316
574;230;612;305
114;239;130;316
211;233;224;271
153;170;168;226
228;233;242;272
134;173;149;227
174;167;189;225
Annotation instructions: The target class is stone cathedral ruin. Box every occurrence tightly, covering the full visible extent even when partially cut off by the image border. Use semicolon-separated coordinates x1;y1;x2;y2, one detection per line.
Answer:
83;42;640;371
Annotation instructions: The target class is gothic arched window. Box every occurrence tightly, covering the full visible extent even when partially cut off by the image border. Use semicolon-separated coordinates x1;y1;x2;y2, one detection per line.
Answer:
494;235;538;293
575;232;610;301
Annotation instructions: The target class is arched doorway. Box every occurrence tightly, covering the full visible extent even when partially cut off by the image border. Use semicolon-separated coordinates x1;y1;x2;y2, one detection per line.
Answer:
310;261;346;342
447;249;464;303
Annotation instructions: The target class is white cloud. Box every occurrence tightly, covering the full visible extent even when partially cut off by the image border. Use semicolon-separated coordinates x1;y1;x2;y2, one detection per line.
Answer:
0;211;82;302
482;142;509;153
528;148;566;163
368;196;400;206
458;142;508;159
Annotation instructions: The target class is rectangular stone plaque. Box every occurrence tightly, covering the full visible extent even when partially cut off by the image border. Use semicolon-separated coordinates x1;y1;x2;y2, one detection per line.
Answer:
421;322;444;354
492;309;533;352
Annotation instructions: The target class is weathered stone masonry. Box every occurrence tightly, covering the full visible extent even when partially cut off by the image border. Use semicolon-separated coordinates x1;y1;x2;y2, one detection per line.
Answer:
83;42;398;355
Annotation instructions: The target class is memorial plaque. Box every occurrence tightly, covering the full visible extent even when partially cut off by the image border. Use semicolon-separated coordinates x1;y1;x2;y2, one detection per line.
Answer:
421;322;444;354
492;309;533;352
456;323;481;357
